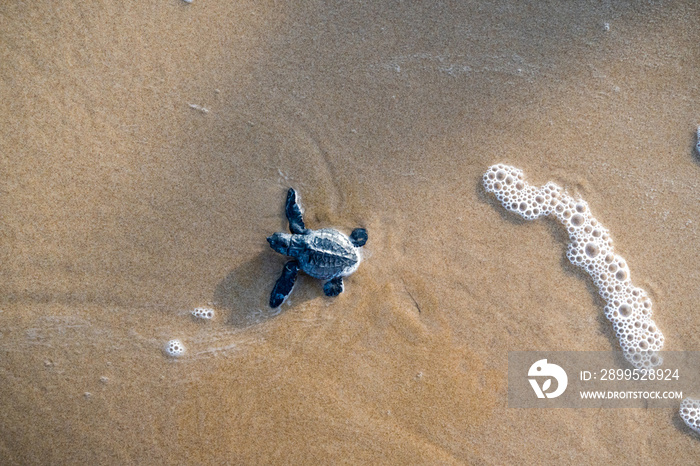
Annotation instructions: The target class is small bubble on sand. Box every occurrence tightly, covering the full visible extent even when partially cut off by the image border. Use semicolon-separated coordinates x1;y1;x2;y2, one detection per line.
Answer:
164;339;186;358
191;307;215;320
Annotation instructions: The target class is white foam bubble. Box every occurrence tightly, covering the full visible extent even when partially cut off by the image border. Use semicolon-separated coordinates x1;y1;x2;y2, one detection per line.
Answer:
191;307;215;320
164;339;186;358
680;398;700;434
483;164;664;369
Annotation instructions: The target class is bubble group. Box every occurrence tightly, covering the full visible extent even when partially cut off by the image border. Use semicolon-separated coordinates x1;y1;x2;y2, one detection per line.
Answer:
483;164;664;369
680;398;700;434
164;339;186;358
191;307;215;320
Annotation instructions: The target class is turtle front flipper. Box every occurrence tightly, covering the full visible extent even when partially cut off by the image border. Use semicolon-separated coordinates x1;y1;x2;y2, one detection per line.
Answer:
323;277;344;297
270;260;300;308
285;188;308;235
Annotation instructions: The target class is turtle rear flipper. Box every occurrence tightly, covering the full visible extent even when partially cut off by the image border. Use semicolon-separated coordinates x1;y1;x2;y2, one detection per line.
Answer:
285;188;308;235
270;260;299;308
323;277;344;297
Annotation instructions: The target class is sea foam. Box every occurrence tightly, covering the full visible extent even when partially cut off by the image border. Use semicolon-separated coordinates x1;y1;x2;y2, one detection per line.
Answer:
191;307;215;320
164;339;186;358
680;398;700;433
483;164;664;370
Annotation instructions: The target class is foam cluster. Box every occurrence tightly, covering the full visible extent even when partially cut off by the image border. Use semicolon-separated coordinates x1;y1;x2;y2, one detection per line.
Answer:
164;339;186;358
483;164;664;369
191;307;215;320
680;398;700;434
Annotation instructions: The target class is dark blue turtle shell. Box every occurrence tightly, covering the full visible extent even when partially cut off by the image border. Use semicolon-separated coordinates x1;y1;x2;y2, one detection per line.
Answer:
288;228;360;280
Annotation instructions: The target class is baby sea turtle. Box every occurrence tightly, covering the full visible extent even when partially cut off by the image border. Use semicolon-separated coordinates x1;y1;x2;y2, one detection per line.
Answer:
267;188;368;308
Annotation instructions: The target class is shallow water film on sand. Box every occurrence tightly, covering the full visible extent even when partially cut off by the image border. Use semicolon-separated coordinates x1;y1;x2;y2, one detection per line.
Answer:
1;0;699;463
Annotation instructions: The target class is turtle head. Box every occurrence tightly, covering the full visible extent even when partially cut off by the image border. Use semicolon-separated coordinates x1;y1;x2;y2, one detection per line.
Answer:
350;228;368;247
267;232;292;255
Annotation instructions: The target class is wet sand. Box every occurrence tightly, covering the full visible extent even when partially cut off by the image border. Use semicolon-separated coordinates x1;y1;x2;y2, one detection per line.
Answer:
1;1;700;463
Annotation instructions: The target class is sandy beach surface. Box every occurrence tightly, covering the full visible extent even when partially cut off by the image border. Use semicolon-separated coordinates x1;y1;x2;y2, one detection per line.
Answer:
1;1;700;464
